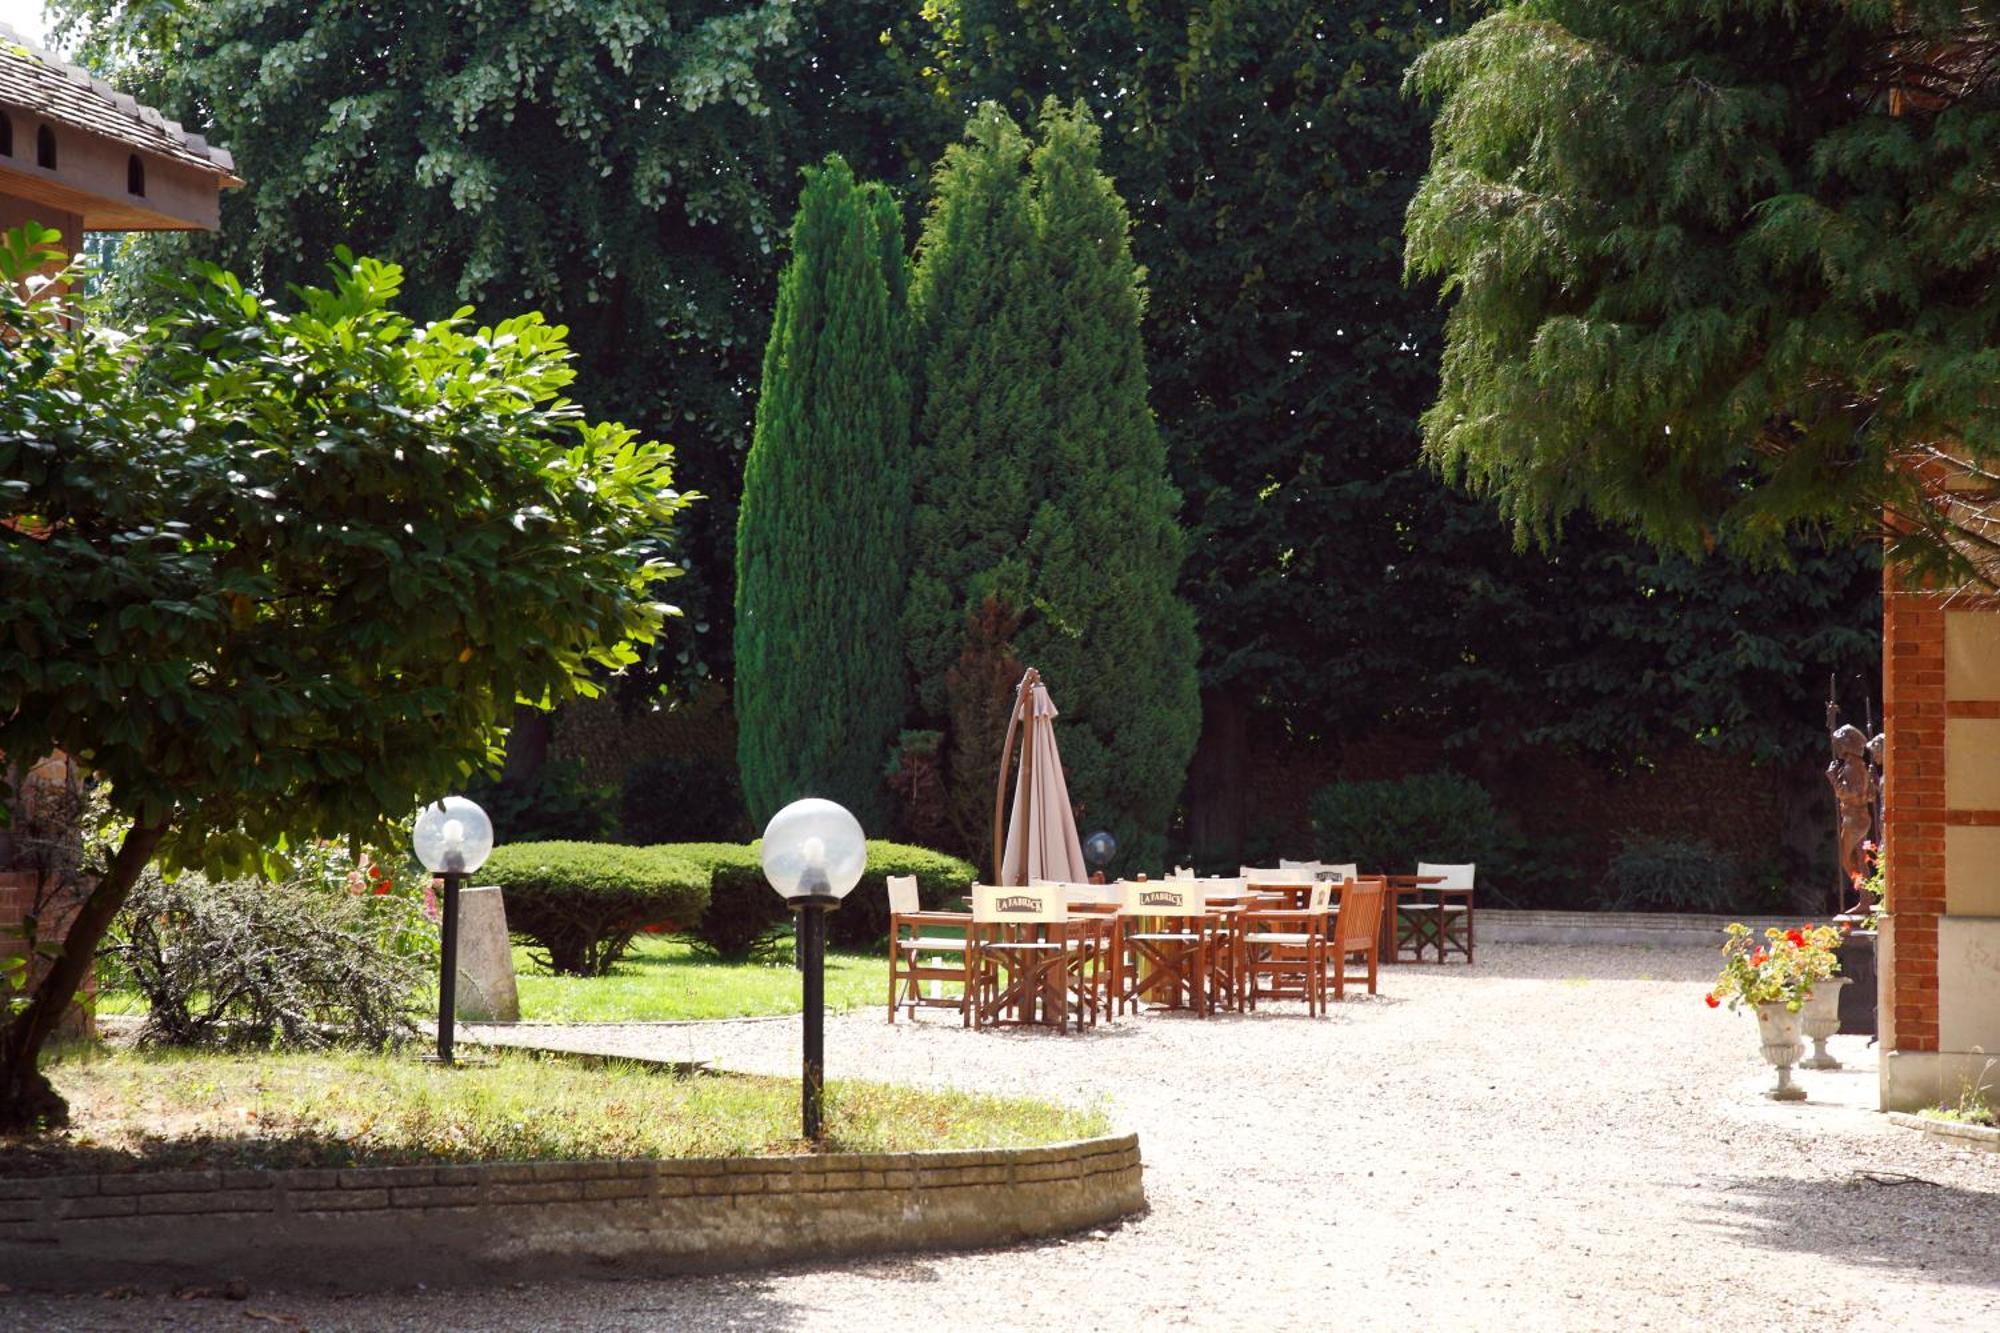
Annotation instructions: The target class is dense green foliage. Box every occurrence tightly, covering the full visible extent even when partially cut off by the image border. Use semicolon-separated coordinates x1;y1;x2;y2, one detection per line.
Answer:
53;0;958;683
34;2;1891;888
1405;0;2000;585
618;755;753;845
483;842;711;976
911;2;1879;868
1604;837;1745;915
1309;772;1508;878
664;838;975;956
0;227;684;1124
736;156;912;827
905;102;1200;872
102;847;435;1049
466;759;618;845
669;841;778;959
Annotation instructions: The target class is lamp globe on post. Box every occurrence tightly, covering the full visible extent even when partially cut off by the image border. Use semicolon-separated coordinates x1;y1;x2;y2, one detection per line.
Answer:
761;798;866;1143
1083;829;1117;883
412;796;494;1066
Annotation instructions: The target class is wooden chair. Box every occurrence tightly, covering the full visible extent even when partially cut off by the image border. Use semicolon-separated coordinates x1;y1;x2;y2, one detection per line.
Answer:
1417;861;1476;964
1117;879;1211;1017
1240;880;1333;1016
1328;875;1387;1000
1197;876;1248;1011
1321;862;1359;883
970;884;1099;1032
886;874;973;1024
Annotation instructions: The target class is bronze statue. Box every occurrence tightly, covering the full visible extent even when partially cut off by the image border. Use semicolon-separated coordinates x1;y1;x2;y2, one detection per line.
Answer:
1825;683;1885;915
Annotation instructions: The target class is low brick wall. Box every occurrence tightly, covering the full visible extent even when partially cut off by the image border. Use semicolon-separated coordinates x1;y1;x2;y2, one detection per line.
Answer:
1480;910;1793;949
0;1134;1144;1291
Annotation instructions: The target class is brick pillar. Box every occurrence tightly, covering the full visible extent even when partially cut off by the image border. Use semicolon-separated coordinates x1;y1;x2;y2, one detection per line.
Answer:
1881;578;1944;1055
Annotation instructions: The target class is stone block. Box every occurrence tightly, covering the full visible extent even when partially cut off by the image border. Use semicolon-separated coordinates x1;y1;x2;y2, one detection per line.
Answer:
454;885;520;1022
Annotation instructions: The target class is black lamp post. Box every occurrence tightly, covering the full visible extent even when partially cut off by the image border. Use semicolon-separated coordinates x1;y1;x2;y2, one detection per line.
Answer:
761;797;866;1143
412;795;493;1066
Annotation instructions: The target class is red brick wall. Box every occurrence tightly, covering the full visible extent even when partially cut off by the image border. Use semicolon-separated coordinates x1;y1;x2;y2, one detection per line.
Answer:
1882;576;1945;1051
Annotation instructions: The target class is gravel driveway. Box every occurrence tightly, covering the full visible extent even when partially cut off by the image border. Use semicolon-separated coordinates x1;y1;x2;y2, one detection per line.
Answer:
10;943;2000;1331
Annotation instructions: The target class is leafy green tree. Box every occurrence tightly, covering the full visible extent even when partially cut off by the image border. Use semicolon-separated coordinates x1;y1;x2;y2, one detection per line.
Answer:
735;156;911;827
918;2;1879;865
50;0;960;685
0;228;688;1129
906;102;1200;871
1405;0;2000;585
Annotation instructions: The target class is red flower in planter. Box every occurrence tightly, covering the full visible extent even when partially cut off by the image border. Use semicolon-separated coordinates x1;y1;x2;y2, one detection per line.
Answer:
1705;993;1720;1009
1751;949;1769;967
1785;929;1805;948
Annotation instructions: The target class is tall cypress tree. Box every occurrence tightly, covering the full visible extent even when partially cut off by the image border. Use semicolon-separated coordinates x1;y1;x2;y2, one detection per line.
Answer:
736;155;912;828
906;102;1200;871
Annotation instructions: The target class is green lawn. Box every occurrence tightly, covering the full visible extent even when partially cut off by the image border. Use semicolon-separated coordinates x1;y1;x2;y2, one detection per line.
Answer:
9;1044;1106;1174
511;934;893;1022
96;933;900;1025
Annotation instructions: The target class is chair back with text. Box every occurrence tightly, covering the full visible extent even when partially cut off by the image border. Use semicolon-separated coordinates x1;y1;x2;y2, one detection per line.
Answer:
1119;879;1207;917
972;883;1067;924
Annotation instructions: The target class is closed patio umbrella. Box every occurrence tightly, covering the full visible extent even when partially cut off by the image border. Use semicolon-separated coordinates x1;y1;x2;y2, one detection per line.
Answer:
993;667;1088;886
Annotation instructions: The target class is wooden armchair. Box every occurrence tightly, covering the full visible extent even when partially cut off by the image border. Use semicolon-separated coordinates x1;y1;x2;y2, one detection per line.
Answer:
1240;880;1333;1016
886;874;972;1024
1329;875;1387;999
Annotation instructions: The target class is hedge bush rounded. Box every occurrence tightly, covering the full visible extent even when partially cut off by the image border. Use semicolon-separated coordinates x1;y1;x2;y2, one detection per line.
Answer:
484;842;709;976
665;839;978;957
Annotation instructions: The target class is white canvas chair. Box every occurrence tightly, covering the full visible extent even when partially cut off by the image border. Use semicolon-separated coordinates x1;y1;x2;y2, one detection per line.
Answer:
1278;858;1322;872
1320;862;1359;883
970;884;1099;1031
1117;879;1211;1017
886;874;972;1025
1416;861;1476;963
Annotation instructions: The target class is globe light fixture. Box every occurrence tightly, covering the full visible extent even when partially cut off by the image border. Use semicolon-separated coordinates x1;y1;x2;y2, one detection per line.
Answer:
761;797;865;1141
1083;829;1117;873
412;795;494;1065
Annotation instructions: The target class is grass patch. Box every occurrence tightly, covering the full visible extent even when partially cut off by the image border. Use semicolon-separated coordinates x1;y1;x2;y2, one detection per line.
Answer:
511;933;892;1022
8;1044;1108;1177
95;932;897;1025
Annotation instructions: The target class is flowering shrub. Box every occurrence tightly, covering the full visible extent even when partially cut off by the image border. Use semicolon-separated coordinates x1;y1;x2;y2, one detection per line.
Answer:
1706;922;1842;1012
1854;839;1884;930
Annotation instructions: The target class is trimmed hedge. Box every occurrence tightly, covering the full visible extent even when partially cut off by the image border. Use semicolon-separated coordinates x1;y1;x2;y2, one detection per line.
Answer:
484;842;709;976
670;842;779;959
661;839;978;958
829;843;978;950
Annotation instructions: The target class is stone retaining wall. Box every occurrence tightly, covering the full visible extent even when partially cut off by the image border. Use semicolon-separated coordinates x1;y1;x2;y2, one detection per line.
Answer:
1480;909;1792;948
0;1134;1144;1291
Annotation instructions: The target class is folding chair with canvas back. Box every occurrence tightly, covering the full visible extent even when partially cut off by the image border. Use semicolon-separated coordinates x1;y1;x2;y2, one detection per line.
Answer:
971;884;1097;1032
1044;879;1122;1019
1328;875;1387;1000
1195;876;1248;1011
1418;862;1476;963
1240;880;1333;1015
886;874;973;1024
1117;879;1212;1017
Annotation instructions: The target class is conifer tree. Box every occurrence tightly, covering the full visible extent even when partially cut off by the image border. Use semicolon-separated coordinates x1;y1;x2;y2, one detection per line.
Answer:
906;102;1200;871
736;156;912;827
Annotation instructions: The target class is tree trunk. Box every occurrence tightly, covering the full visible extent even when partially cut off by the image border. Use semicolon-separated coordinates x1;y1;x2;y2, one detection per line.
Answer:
0;819;164;1132
1187;686;1248;867
500;705;553;788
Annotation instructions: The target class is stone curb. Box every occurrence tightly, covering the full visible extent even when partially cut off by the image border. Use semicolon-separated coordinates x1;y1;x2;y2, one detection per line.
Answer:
0;1133;1146;1291
1887;1110;2000;1152
1480;910;1798;949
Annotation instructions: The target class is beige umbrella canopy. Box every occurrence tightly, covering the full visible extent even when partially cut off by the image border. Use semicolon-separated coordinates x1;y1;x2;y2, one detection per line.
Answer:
994;667;1088;887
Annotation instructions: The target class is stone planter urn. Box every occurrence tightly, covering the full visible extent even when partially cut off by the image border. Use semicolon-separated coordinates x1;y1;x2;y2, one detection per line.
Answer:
1755;1002;1808;1101
1800;976;1851;1070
